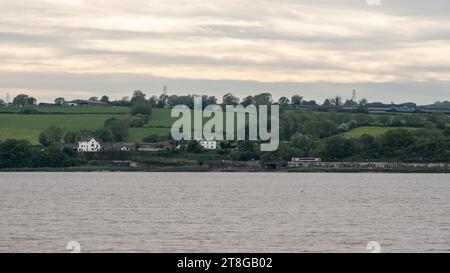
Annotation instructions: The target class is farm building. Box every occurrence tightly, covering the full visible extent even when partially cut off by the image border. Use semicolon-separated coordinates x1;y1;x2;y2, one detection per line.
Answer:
78;137;102;152
137;142;171;152
113;143;137;151
68;100;109;107
198;139;219;150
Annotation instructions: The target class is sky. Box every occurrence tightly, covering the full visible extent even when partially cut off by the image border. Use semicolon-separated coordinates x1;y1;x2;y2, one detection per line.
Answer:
1;0;450;104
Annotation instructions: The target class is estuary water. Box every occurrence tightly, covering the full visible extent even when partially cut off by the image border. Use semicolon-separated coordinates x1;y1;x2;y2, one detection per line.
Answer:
0;172;449;253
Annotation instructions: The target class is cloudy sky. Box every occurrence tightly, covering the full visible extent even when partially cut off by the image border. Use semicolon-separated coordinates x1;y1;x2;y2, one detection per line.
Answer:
1;0;450;104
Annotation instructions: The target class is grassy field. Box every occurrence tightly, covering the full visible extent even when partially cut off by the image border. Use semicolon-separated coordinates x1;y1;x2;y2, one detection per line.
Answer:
0;113;123;144
1;106;427;144
38;106;129;114
342;126;420;138
0;106;129;114
0;107;175;144
146;108;176;127
126;108;175;141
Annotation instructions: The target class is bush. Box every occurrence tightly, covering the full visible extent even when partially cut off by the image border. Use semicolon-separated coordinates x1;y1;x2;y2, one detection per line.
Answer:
16;105;38;114
130;99;152;116
142;134;161;142
186;141;203;153
64;131;79;143
130;116;145;128
39;126;64;147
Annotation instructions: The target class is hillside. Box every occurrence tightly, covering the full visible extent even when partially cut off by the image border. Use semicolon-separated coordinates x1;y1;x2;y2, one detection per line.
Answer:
0;107;173;144
341;126;420;138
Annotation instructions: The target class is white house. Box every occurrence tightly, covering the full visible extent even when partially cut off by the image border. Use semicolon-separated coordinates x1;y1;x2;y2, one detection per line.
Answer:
198;139;219;150
78;138;102;152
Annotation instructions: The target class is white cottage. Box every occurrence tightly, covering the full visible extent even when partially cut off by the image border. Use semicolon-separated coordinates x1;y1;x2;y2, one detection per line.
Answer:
78;138;102;152
198;139;219;150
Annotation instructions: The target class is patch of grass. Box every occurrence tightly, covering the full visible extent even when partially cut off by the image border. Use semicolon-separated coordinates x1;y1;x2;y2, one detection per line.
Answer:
146;108;177;127
126;127;172;142
0;114;123;144
0;106;129;114
37;106;129;114
0;128;41;144
341;126;420;138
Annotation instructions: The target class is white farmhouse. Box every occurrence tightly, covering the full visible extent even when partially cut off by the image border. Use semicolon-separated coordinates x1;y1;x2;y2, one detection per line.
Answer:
198;139;219;150
78;138;102;152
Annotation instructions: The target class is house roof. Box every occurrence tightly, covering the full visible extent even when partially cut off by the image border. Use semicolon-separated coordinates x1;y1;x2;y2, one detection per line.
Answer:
113;143;137;148
68;100;108;107
79;137;98;142
139;142;169;148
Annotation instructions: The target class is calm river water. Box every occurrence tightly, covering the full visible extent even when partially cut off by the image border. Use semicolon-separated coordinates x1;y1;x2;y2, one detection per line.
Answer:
0;172;449;253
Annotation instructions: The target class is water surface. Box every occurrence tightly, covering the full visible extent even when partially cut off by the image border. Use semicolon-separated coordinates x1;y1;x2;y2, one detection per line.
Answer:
0;173;449;252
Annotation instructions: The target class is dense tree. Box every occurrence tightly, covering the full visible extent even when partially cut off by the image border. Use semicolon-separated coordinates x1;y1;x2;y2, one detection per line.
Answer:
108;120;129;141
379;129;414;157
320;136;354;160
88;97;98;101
253;93;273;106
222;93;240;106
130;116;145;128
303;119;337;138
355;134;381;158
0;139;33;168
241;96;255;107
303;100;317;106
444;127;450;137
130;90;146;104
202;95;218;107
95;128;114;142
378;115;392;126
186;140;203;153
357;98;368;113
130;98;152;116
54;97;65;106
291;95;303;105
16;105;38;114
13;94;36;106
330;96;342;106
322;98;331;106
63;131;79;143
39;126;64;147
148;95;158;107
167;95;195;108
110;96;132;107
34;147;74;167
278;97;290;107
158;93;169;107
100;96;110;104
291;134;317;156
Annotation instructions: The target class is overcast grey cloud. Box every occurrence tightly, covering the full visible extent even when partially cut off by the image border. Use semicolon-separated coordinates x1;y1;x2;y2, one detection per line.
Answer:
0;0;450;103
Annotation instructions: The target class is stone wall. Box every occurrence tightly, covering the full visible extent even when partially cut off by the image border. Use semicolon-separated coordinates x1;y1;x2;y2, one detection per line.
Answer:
288;161;450;171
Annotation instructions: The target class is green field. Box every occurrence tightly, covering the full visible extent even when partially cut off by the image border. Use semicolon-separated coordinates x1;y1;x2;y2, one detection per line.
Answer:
127;108;175;141
0;107;175;144
0;114;124;144
146;108;176;127
0;106;129;114
38;106;129;114
342;126;420;138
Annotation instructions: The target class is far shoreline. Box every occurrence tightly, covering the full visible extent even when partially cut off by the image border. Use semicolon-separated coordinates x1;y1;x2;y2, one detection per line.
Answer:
1;166;450;173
